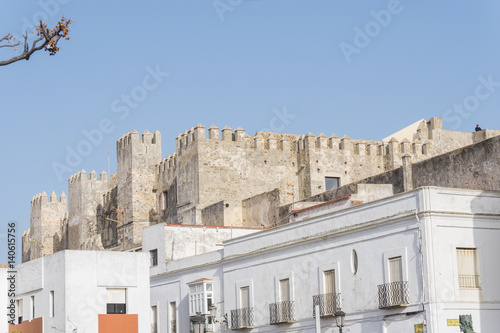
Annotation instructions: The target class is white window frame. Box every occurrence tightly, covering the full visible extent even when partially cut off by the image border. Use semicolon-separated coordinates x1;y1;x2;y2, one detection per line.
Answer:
188;280;214;316
318;262;341;295
168;298;178;333
30;295;35;320
235;279;254;309
274;272;294;303
49;290;54;318
151;304;158;332
382;248;408;284
451;244;483;294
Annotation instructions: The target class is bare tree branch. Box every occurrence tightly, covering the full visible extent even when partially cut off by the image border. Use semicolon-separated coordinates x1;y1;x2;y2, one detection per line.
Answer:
0;16;71;67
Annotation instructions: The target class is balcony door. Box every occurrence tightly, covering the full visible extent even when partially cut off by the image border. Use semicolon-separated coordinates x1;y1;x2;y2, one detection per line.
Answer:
279;279;290;321
388;256;403;283
240;287;250;327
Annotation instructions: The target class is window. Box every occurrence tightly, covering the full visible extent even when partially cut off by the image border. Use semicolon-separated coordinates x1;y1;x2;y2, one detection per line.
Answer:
325;177;340;190
106;288;126;314
240;287;250;309
17;299;23;324
30;296;34;320
161;191;168;211
312;269;339;317
279;279;290;302
457;248;480;288
324;270;336;294
188;279;213;316
351;249;358;274
151;306;158;333
169;302;177;333
49;291;54;317
388;256;403;283
150;249;158;267
270;275;295;324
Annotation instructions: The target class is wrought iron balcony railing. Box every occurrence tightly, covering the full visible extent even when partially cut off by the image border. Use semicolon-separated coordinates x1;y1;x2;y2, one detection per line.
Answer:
312;293;341;317
378;281;409;308
230;307;255;329
170;320;176;333
458;274;480;289
269;301;295;324
151;323;157;333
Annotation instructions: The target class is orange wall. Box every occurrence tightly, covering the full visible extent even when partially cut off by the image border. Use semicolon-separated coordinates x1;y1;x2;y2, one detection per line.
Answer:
9;317;43;333
98;314;138;333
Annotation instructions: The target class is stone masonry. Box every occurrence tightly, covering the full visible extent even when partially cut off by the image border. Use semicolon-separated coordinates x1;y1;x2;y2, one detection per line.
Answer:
22;117;500;262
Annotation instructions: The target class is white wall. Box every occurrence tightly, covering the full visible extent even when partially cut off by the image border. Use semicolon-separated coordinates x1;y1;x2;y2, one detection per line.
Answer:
148;187;500;333
420;188;500;333
150;251;223;333
15;250;151;333
142;223;262;276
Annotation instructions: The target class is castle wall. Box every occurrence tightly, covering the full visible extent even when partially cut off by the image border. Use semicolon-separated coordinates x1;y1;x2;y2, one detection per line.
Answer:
68;170;109;250
192;126;299;226
101;183;118;249
242;188;280;227
24;191;67;261
117;130;162;224
156;154;178;224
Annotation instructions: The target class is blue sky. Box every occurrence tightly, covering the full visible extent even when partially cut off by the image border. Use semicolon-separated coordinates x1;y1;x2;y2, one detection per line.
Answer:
1;0;500;263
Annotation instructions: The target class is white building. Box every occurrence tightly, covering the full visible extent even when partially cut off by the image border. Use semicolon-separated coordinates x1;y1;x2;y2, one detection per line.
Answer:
145;186;500;333
10;250;150;333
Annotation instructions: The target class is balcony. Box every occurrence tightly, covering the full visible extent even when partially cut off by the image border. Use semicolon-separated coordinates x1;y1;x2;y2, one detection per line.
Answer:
378;281;409;308
170;320;176;333
458;274;480;289
230;307;255;329
269;301;295;324
312;293;341;317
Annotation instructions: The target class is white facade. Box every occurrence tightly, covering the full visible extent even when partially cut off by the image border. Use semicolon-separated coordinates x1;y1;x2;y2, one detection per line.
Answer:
14;250;151;333
145;187;500;333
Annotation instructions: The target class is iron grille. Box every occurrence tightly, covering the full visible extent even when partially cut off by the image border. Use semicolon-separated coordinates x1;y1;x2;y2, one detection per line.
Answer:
378;281;409;308
458;274;480;288
170;320;176;333
312;293;341;317
230;307;255;329
269;301;295;324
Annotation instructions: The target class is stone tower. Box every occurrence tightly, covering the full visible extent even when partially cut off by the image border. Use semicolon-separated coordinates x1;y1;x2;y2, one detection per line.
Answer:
116;130;162;248
24;191;67;261
68;170;109;250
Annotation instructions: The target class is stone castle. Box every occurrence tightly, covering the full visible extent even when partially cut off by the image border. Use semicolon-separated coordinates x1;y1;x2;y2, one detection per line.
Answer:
22;117;500;262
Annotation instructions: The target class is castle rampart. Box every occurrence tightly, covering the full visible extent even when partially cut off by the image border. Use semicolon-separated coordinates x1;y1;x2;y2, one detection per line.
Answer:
23;116;497;262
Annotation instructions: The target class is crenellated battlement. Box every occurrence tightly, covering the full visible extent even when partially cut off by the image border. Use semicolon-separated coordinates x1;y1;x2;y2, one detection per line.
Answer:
69;169;108;184
116;129;161;150
157;153;177;174
31;191;67;207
